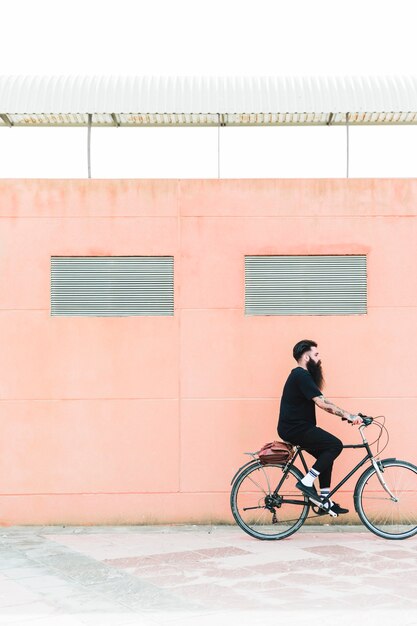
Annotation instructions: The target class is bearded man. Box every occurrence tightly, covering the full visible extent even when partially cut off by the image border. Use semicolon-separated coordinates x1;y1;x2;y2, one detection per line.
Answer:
277;339;363;516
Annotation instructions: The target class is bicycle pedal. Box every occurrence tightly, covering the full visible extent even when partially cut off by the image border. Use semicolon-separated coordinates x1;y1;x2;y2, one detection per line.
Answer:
310;496;338;517
309;496;325;508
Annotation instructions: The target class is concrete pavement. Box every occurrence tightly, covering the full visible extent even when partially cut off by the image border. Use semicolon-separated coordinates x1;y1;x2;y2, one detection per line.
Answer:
0;524;416;626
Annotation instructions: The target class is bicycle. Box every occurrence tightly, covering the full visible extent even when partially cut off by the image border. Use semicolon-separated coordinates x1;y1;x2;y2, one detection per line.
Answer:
230;415;417;540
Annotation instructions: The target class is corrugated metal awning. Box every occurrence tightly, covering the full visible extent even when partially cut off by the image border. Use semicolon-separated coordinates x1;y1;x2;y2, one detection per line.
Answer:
2;75;417;127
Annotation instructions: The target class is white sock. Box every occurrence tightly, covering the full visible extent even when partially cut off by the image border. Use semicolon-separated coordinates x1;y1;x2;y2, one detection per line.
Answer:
320;488;333;508
301;468;320;487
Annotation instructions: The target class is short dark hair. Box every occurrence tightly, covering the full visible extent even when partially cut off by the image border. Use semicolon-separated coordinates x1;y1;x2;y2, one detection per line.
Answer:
293;339;317;362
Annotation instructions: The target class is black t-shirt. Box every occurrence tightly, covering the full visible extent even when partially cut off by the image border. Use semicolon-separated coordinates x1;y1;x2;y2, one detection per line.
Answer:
277;367;322;441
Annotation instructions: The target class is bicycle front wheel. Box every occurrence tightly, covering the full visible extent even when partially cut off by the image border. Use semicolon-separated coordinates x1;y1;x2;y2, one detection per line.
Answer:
355;459;417;540
230;462;309;540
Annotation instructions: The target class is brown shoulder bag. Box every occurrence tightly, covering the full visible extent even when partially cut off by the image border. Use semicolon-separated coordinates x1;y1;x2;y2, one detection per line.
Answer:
257;440;294;465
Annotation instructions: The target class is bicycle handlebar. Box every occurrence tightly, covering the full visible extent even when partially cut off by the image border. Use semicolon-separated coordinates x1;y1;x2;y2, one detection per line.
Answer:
341;412;373;427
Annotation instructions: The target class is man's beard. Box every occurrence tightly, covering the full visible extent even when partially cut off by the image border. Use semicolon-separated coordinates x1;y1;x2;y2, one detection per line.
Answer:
307;359;324;390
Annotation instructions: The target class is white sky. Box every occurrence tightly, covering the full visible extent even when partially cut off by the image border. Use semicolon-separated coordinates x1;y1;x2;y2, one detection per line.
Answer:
2;0;417;178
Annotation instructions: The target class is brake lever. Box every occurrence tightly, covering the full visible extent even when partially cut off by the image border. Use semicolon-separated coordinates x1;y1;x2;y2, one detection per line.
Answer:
358;412;374;426
342;413;373;427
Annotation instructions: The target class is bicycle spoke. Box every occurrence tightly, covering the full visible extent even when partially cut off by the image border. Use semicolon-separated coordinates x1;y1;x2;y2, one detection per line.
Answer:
361;496;394;501
246;472;268;495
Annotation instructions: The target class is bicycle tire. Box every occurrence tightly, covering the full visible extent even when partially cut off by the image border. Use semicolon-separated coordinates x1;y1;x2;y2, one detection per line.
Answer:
354;459;417;540
230;461;309;540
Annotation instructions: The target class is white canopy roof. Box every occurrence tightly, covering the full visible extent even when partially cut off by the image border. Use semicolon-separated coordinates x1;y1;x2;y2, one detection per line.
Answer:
1;75;417;127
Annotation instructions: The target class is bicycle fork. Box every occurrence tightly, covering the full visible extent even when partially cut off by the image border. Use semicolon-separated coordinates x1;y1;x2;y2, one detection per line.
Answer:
370;458;399;502
359;426;399;502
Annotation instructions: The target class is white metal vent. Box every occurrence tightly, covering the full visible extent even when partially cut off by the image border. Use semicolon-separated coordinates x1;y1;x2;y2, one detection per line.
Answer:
51;256;174;316
245;255;367;316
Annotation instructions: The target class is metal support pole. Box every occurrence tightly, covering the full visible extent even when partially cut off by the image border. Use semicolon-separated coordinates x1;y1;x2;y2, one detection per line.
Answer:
217;113;221;179
346;112;349;178
87;113;92;179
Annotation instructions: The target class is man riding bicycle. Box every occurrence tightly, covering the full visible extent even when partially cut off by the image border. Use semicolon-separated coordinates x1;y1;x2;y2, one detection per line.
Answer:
277;339;363;516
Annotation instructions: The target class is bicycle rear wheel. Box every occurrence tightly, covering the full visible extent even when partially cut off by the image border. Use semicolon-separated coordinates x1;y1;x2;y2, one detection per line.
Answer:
230;461;309;540
355;459;417;539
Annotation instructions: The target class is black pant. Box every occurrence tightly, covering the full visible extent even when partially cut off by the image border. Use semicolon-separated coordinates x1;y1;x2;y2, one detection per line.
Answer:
290;427;343;489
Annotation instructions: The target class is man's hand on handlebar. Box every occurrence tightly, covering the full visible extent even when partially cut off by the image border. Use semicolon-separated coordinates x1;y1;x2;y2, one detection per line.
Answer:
349;414;364;425
342;412;373;426
341;412;364;425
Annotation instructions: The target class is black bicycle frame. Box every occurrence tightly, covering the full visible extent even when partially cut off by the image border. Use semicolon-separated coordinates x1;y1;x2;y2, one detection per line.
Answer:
273;442;375;505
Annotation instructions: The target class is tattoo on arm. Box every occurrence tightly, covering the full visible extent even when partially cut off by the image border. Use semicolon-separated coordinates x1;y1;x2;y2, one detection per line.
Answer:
315;395;347;419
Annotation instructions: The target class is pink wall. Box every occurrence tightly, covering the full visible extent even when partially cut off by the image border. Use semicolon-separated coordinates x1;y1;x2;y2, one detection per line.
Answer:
0;178;416;524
